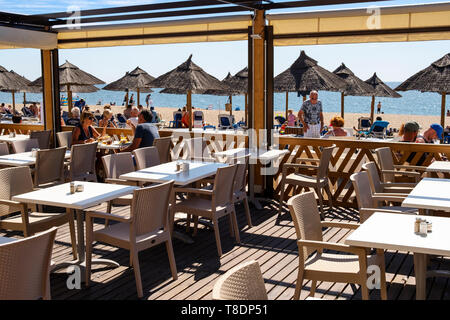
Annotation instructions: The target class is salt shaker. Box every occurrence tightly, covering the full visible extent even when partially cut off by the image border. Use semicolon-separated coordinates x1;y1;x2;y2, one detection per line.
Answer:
70;182;75;194
419;220;428;236
414;218;421;233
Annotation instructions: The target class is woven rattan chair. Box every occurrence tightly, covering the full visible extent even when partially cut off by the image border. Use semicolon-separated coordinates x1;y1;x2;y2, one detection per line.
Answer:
69;142;98;182
30;130;51;150
132;146;160;170
231;156;252;228
56;131;72;148
350;171;418;223
375;147;423;183
153;136;172;163
0;167;77;257
0;227;57;300
172;165;239;257
11;138;39;153
362;162;415;195
287;191;387;300
34;147;66;188
212;260;268;300
85;181;177;298
278;145;335;219
0;142;9;156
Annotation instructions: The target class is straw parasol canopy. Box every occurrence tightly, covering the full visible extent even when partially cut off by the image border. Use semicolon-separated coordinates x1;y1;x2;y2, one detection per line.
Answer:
333;63;375;118
30;60;104;111
395;53;450;128
103;67;155;107
150;54;228;130
0;66;39;112
204;67;249;118
365;72;401;122
274;50;347;118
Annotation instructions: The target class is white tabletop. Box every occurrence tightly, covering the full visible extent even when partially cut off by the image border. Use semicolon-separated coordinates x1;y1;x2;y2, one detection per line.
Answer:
97;141;131;150
402;178;450;212
0;150;71;167
213;147;289;161
12;181;137;210
426;161;450;173
0;134;30;143
214;147;249;158
0;236;16;245
345;212;450;257
120;160;228;186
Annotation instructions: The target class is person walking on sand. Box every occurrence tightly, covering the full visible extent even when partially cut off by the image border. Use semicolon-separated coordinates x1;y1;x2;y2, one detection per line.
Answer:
298;90;324;138
377;101;382;114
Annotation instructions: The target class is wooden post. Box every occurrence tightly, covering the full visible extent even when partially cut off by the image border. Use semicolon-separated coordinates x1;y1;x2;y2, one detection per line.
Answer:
67;84;73;112
285;91;289;119
370;95;375;123
441;92;446;130
341;92;345;119
244;93;248;125
23;92;26;105
11;91;15;113
137;88;140;107
41;49;60;147
229;95;233;116
187;90;192;131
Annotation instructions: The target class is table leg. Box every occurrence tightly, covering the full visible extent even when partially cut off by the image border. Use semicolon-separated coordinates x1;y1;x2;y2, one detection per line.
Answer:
413;253;428;300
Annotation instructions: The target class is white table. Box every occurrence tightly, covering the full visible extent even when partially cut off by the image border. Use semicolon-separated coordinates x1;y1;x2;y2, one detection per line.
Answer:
0;150;71;167
12;181;138;278
97;141;131;150
0;134;30;143
0;236;16;245
402;178;450;213
120;160;228;243
345;212;450;300
426;161;450;174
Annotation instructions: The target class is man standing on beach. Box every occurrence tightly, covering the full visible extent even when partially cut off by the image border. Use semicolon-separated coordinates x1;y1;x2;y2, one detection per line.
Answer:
298;90;324;138
377;101;382;114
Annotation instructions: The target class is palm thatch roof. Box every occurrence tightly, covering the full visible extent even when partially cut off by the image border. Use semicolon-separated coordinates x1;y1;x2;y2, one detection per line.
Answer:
103;67;154;93
274;51;347;95
149;54;227;94
365;73;401;98
30;60;105;87
395;53;450;93
333;63;374;96
204;67;248;96
8;70;41;93
0;66;30;92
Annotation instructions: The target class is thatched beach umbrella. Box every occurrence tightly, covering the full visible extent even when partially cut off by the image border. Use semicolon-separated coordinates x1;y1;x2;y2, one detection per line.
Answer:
150;54;228;131
204;67;248;120
274;50;347;119
0;66;35;112
395;53;449;129
103;67;155;108
333;63;375;119
365;73;401;122
9;71;41;106
30;60;104;112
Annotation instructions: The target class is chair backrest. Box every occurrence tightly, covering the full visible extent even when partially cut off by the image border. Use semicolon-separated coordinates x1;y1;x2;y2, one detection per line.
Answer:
375;147;395;183
0;227;57;300
56;131;72;148
0;142;9;156
358;117;371;129
212;165;237;208
317;145;335;179
227;156;249;194
11;138;39;153
30;130;51;150
102;152;135;179
130;180;174;237
34;147;67;187
153;136;172;163
219;115;231;127
185;137;208;160
0;166;34;217
212;260;268;300
70;142;98;182
132;146;160;170
193;111;204;121
287;191;323;259
350;171;374;210
362;162;383;194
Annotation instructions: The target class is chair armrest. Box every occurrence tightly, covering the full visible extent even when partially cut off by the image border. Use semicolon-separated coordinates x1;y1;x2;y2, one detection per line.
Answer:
298;239;366;256
105;178;139;186
381;169;421;178
393;165;426;171
321;221;360;230
283;163;318;170
174;187;214;196
86;210;131;223
382;186;414;194
372;193;408;202
0;199;24;210
380;182;417;188
296;158;320;163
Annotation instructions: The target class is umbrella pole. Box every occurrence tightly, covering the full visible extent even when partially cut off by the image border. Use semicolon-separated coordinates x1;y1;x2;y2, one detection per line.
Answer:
137;88;140;107
125;91;129;108
285;91;289;119
341;92;345;119
23;92;26;105
441;92;446;130
370;95;375;123
12;91;15;113
229;95;233;116
67;84;73;113
187;90;192;132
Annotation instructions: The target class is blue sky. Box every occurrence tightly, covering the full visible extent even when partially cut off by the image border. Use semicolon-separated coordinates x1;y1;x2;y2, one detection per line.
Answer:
0;0;449;83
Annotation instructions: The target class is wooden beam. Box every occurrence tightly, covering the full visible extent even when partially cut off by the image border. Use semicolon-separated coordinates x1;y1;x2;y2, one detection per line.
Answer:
41;50;54;135
441;92;446;130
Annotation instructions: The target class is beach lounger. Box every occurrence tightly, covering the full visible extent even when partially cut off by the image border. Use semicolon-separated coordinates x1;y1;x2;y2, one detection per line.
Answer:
169;111;183;128
218;114;235;130
193;110;204;128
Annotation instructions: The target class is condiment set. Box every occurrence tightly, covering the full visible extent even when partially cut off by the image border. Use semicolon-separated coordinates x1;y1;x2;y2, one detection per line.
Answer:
414;217;432;236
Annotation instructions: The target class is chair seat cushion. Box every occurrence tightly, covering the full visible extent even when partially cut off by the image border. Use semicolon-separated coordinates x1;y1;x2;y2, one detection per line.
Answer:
305;252;361;275
173;197;231;219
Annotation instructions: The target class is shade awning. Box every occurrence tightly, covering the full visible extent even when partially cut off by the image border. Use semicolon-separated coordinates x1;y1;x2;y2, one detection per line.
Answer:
56;15;252;49
0;26;57;49
267;2;450;46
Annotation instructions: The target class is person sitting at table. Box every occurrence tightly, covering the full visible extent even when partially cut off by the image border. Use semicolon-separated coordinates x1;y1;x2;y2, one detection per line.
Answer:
65;107;81;126
181;106;190;128
98;109;117;128
322;116;350;138
398;121;420;142
126;106;140;129
72;111;101;145
119;109;159;153
30;103;39;117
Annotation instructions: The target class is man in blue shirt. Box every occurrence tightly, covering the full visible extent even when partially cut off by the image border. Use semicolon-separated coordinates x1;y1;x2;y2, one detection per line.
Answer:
119;109;159;153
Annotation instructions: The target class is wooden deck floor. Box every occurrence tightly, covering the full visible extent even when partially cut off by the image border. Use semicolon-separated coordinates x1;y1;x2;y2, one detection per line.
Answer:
2;200;450;300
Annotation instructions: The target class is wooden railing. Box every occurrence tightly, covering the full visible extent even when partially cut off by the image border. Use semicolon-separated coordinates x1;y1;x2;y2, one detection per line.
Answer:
0;123;45;135
275;137;450;208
